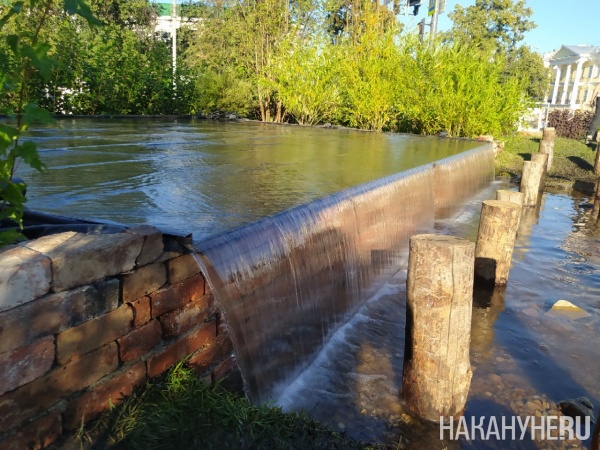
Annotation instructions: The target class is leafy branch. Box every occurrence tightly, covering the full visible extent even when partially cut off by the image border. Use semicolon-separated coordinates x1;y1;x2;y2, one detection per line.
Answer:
0;0;100;246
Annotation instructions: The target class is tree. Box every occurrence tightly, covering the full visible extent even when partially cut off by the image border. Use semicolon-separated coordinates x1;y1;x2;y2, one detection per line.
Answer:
445;0;549;100
447;0;535;53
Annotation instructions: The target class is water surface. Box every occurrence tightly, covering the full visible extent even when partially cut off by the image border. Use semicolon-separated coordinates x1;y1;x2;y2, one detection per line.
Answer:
18;119;478;240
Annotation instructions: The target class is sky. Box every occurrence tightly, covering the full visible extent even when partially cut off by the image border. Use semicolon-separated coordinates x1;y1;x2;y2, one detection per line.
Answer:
400;0;600;54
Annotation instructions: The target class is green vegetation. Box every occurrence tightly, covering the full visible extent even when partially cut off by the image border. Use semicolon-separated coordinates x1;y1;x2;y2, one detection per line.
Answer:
1;0;546;137
496;134;598;190
87;363;388;450
0;0;98;246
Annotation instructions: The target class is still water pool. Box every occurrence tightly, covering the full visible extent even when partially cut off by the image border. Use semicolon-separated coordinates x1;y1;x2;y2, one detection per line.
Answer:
18;118;477;240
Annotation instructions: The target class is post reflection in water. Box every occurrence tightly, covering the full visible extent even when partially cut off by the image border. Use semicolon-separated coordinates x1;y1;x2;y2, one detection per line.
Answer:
471;286;506;361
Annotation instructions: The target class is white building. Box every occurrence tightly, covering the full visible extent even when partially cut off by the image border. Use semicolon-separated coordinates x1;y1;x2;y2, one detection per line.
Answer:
545;45;600;111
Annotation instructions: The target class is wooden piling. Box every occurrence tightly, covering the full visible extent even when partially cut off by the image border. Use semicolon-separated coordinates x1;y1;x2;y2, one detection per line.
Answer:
592;180;600;221
496;190;524;206
532;153;549;192
594;146;600;175
542;127;556;142
520;154;547;207
402;234;474;421
474;200;521;285
496;190;524;227
538;140;554;171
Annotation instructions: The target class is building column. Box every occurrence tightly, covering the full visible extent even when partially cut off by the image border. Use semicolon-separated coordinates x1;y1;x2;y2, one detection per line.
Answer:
551;65;562;105
560;64;572;104
570;58;587;107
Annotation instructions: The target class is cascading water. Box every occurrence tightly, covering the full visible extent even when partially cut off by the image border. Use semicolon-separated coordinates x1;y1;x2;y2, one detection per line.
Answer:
195;144;495;405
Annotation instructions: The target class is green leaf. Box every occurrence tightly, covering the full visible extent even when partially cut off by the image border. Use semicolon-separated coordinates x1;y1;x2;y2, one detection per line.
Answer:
63;0;103;26
0;181;27;207
0;1;24;30
22;104;54;126
12;141;46;172
5;34;19;57
0;229;24;246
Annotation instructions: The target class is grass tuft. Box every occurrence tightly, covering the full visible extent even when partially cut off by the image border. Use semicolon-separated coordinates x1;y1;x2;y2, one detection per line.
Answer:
87;362;387;450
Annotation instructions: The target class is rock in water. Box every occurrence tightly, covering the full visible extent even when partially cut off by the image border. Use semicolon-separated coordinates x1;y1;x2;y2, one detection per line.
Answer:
558;397;595;421
546;300;591;320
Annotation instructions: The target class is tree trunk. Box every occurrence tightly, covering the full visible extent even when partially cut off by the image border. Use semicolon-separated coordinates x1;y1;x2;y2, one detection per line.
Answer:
474;200;521;285
402;234;474;422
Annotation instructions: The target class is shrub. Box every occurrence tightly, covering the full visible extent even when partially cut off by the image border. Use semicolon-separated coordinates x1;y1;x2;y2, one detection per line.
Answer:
547;109;593;140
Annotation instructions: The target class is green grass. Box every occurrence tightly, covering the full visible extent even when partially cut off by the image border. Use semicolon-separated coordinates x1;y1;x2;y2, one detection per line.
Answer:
496;134;598;192
84;363;391;450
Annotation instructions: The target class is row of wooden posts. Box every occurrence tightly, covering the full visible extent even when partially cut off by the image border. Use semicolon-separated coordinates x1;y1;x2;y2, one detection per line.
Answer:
400;128;600;447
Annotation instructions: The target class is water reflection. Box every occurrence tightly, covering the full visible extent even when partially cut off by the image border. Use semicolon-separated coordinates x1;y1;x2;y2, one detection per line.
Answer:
18;119;479;240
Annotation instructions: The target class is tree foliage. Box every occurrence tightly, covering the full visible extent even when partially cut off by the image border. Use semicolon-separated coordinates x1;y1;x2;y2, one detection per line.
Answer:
0;0;99;246
445;0;549;101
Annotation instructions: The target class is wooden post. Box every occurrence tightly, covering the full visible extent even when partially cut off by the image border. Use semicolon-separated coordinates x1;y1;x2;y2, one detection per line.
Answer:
496;190;524;227
520;155;547;207
402;234;474;421
592;180;600;221
542;127;556;142
474;200;521;285
532;153;549;192
594;146;600;175
538;140;554;171
496;190;524;206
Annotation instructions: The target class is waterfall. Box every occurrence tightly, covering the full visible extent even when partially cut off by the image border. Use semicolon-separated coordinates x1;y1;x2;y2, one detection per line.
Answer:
195;144;495;403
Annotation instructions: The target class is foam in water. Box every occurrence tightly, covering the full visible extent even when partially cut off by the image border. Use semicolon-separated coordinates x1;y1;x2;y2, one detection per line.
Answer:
195;144;494;403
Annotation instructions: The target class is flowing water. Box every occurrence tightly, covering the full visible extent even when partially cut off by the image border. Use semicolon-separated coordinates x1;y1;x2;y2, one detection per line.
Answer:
16;119;600;449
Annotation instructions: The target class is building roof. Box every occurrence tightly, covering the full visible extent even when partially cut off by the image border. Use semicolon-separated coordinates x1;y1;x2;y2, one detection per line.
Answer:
564;45;600;55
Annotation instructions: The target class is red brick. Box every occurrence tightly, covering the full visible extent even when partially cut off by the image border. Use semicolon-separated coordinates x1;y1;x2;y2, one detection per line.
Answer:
118;320;162;362
0;412;62;450
146;321;217;379
63;361;146;430
128;296;151;327
122;262;167;302
150;274;204;318
0;342;117;432
0;279;119;355
166;254;201;284
56;305;132;365
0;336;55;396
159;294;215;339
187;334;234;375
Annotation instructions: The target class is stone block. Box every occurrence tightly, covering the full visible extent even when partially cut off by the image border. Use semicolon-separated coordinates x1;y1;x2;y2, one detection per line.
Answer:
146;321;217;379
0;343;117;432
166;254;201;284
128;296;151;327
0;336;55;396
24;232;144;292
188;333;234;375
127;226;164;266
159;294;215;339
0;280;120;354
56;305;133;365
0;412;62;450
150;274;204;318
63;361;146;430
118;320;162;362
122;262;167;302
0;245;51;313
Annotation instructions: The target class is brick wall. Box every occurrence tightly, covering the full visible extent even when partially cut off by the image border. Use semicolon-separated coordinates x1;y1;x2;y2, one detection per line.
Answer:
0;226;239;449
